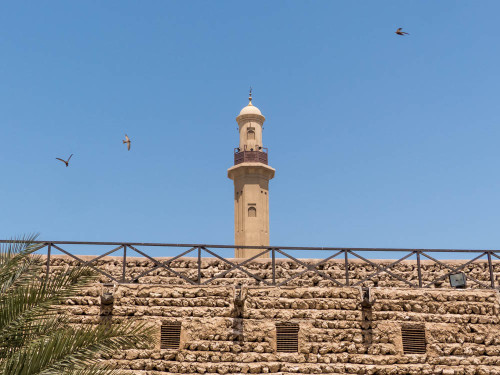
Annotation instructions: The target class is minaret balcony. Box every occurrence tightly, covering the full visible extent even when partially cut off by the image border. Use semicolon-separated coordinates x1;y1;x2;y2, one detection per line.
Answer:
234;148;268;165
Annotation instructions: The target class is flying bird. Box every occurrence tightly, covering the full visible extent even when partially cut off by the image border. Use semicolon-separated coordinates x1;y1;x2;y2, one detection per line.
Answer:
395;28;409;36
56;154;73;167
123;134;131;151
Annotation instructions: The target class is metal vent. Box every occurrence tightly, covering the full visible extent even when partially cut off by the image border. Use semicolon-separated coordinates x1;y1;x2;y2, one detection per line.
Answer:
402;326;426;354
161;322;181;349
276;324;299;352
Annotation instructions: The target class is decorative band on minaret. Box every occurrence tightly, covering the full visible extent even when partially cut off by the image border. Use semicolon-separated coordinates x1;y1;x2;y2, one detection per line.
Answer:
228;92;275;258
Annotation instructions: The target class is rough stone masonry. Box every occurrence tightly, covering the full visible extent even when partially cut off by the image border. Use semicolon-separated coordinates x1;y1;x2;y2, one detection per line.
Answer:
48;255;500;375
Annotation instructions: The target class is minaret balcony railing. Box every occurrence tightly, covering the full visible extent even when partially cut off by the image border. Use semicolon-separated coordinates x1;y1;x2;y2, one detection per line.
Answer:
234;148;268;165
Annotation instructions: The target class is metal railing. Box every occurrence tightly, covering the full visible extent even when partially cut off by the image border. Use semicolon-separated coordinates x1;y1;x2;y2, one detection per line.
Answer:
1;240;500;289
234;149;268;165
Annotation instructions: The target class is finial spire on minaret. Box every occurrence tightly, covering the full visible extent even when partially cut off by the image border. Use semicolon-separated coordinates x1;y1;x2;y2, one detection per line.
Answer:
249;86;253;106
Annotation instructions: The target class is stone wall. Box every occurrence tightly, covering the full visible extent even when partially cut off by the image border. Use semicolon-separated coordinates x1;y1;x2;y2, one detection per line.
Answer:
49;255;500;374
46;255;500;289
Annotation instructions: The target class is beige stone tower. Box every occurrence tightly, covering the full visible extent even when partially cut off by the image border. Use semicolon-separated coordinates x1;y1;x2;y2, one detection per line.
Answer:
228;93;275;258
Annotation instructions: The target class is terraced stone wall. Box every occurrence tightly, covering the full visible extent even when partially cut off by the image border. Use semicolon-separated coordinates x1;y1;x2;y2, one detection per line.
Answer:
46;255;500;288
49;255;500;375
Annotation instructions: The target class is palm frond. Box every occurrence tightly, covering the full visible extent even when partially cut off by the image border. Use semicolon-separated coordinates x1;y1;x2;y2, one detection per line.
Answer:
0;265;97;354
0;234;43;294
2;322;154;375
58;365;118;375
0;234;155;375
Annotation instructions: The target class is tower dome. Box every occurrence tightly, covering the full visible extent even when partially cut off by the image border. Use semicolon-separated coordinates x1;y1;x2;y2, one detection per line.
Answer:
236;89;266;125
239;102;262;116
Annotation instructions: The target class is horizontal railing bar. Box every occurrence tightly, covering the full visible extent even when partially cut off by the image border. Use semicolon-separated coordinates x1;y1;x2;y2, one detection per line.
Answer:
1;240;499;253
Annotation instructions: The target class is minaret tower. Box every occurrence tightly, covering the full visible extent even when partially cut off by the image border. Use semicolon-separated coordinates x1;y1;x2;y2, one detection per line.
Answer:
228;91;275;258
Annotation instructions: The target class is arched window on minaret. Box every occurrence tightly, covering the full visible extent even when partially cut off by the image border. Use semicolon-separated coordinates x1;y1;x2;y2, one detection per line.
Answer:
247;128;255;140
248;206;256;217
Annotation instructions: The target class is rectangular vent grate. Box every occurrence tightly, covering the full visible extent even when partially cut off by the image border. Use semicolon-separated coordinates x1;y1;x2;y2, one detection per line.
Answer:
161;322;181;350
276;324;299;353
402;326;426;354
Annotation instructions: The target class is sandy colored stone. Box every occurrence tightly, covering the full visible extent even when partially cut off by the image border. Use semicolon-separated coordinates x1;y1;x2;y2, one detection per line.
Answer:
40;254;500;374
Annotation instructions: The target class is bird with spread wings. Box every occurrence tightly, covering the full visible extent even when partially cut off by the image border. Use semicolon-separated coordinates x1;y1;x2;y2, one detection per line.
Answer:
123;134;131;151
56;154;73;167
395;27;409;36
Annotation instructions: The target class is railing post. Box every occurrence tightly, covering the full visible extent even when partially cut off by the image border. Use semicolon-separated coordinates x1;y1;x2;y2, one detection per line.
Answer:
46;243;51;279
272;248;276;285
197;247;202;285
344;250;349;286
416;251;422;288
122;245;127;283
488;251;495;289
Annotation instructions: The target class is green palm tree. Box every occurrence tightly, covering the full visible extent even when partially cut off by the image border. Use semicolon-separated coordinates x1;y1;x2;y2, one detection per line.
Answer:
0;235;154;375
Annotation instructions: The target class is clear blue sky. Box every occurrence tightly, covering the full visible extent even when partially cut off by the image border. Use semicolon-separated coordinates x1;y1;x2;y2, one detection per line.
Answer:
1;1;500;258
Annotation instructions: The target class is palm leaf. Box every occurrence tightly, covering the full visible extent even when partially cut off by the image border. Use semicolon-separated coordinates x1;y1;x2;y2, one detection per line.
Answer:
0;234;43;294
0;235;155;375
0;265;96;355
2;322;154;375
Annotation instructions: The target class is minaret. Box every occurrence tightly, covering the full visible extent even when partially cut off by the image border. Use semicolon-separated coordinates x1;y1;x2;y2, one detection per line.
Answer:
228;91;275;258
